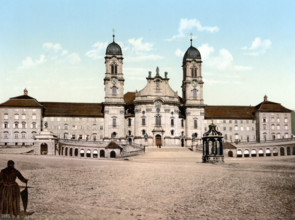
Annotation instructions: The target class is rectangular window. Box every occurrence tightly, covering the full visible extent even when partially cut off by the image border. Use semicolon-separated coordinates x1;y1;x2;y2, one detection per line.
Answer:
22;133;25;138
142;118;146;126
223;127;226;131
113;118;116;127
194;120;197;129
181;120;184;127
32;115;36;120
4;114;8;120
171;119;174;126
128;118;132;126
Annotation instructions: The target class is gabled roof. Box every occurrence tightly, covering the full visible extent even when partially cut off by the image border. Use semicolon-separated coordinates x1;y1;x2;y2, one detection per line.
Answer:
40;102;104;117
255;100;292;113
0;95;43;108
205;106;256;119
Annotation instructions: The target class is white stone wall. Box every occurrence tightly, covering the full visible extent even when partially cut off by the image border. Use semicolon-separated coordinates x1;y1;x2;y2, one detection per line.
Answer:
133;104;181;146
0;107;41;146
43;116;104;141
256;112;292;142
204;119;256;143
104;105;125;140
185;107;205;146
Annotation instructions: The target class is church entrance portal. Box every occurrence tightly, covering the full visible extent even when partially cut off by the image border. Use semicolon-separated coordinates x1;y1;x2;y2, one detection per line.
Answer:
155;135;162;147
41;143;48;155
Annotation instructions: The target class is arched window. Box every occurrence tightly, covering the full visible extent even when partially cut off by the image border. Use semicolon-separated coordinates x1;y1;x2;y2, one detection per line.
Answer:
171;119;174;126
111;132;116;138
156;80;160;90
14;132;19;139
64;124;68;130
112;118;116;128
14;122;19;129
21;132;26;139
4;131;9;139
155;115;161;126
128;130;131;136
111;63;117;74
112;86;117;95
193;89;197;99
194;120;198;129
128;118;132;126
32;122;36;129
4;122;8;129
31;131;37;138
142;130;146;135
171;130;174;136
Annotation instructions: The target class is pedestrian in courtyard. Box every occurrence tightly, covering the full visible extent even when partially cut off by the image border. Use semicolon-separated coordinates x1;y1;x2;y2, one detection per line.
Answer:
0;160;28;217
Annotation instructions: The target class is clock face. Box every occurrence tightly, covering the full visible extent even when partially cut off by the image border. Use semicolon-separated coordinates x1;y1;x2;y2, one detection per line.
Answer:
192;80;197;87
111;77;117;84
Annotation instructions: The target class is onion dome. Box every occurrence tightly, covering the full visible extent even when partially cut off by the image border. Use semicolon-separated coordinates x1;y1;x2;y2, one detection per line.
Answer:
183;37;201;63
106;34;122;55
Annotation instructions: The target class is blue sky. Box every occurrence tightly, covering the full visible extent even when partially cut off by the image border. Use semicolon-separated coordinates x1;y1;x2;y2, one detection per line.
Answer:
0;0;294;110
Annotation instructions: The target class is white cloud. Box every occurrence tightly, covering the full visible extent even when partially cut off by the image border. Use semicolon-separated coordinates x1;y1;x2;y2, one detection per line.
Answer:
67;53;81;64
85;41;108;60
167;18;219;41
20;55;46;69
128;38;153;52
43;42;62;52
175;49;184;57
198;44;215;60
242;37;272;56
207;49;252;71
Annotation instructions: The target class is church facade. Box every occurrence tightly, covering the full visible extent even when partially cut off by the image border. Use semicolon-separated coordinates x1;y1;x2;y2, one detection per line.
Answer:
0;36;293;148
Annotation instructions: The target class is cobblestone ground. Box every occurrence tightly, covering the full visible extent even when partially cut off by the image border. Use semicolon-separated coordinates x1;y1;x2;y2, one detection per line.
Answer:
0;147;294;220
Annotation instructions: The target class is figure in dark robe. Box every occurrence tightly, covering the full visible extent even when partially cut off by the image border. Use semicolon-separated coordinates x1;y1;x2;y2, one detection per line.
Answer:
0;160;28;217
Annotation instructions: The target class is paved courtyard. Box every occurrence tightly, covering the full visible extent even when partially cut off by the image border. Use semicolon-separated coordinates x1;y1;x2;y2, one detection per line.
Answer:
0;147;294;220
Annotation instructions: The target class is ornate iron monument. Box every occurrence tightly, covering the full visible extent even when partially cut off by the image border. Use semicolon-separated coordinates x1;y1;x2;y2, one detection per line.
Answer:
202;122;224;163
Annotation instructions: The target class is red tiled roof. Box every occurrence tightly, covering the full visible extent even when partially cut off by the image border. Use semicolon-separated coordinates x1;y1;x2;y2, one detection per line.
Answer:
255;101;292;112
205;106;256;119
40;102;104;117
124;92;136;105
0;95;43;108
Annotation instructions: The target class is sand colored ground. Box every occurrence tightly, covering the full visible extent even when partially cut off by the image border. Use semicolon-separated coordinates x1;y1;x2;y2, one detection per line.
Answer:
0;147;294;220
